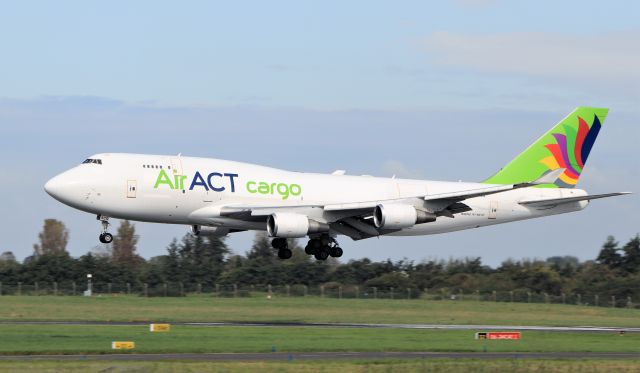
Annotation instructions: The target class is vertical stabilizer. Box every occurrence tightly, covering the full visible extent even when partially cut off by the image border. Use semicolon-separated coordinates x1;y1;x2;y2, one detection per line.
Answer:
484;107;608;188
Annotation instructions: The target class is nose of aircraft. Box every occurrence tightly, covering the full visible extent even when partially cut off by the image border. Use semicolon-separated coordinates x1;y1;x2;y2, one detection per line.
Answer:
44;175;63;198
44;173;72;203
44;169;89;207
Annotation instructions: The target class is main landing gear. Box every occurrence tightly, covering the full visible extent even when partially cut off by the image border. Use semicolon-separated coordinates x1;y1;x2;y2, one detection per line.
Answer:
271;238;292;259
271;235;343;261
304;234;342;260
97;215;113;244
305;235;342;261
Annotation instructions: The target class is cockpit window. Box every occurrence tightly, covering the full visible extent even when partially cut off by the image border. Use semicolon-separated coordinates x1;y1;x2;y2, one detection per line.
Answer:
82;159;103;165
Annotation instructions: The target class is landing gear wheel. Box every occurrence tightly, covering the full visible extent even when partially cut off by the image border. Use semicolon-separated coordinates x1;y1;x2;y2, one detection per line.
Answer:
271;237;287;250
97;215;112;244
99;232;113;244
329;246;343;258
305;239;321;255
314;247;329;261
278;248;293;260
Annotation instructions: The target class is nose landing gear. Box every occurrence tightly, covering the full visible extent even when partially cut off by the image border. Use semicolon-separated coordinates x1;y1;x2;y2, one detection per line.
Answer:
97;215;113;244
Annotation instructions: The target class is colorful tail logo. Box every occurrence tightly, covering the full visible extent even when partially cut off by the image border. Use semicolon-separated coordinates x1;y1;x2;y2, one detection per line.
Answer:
540;115;601;188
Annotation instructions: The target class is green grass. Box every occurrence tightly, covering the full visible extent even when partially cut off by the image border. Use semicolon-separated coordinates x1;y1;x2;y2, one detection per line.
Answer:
1;359;640;373
1;295;639;327
0;324;638;355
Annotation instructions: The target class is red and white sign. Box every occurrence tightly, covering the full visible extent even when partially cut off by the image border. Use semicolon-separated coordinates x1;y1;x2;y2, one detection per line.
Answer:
475;332;521;340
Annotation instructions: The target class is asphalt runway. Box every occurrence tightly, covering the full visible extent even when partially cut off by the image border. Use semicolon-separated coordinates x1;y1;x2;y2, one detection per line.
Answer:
1;320;638;333
1;351;640;361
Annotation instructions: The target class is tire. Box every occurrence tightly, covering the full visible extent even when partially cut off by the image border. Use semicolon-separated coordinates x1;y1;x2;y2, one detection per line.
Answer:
271;238;287;250
330;246;343;258
278;248;292;260
305;239;320;255
314;247;329;261
98;234;106;244
102;233;113;244
304;244;314;255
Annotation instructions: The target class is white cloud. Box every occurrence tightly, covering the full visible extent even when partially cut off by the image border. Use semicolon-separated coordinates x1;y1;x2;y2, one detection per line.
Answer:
425;31;640;81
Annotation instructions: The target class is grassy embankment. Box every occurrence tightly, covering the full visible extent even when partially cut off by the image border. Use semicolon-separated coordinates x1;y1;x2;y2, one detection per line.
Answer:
1;295;639;327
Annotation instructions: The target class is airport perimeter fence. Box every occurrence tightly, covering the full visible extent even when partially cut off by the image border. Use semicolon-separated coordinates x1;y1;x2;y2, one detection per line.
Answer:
0;281;636;309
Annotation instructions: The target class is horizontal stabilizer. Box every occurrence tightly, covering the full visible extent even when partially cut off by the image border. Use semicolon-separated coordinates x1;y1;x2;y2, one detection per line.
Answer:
519;192;631;207
529;168;566;186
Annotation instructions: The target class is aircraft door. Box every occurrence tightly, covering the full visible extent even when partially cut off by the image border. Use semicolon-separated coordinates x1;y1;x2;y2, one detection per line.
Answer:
127;180;137;198
488;200;498;219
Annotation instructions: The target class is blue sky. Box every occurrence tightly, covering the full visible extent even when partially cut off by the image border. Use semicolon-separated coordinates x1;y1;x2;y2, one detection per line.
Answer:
0;1;638;265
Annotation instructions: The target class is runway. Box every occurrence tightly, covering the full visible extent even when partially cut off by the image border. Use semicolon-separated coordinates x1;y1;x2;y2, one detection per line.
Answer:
1;351;639;361
1;320;638;333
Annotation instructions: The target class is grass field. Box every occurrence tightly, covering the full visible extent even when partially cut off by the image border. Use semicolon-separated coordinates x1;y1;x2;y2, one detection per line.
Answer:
1;295;639;327
1;359;640;373
1;295;639;373
0;324;639;355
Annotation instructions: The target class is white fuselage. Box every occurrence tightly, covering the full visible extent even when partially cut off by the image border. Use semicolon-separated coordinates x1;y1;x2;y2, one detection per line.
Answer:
45;153;589;237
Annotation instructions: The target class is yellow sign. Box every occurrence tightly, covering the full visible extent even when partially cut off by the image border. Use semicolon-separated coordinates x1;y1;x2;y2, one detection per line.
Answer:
111;341;135;349
150;323;171;332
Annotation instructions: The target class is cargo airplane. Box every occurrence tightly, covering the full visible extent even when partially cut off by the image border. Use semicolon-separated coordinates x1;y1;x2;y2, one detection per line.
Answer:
45;107;630;260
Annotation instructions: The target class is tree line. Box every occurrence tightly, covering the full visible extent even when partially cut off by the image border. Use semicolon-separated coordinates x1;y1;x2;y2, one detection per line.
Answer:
0;219;639;302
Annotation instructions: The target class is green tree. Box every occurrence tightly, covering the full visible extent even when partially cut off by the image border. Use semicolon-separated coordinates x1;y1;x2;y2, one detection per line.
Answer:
596;236;622;269
246;232;276;264
174;233;229;286
161;239;181;283
112;220;141;266
33;219;69;256
20;252;76;283
621;235;640;273
0;251;19;283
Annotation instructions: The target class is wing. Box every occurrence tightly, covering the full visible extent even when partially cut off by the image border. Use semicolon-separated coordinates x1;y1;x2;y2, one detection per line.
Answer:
210;169;569;240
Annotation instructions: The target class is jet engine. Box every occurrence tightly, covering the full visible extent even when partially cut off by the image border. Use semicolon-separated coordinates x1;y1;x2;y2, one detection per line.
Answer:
191;225;230;237
266;212;329;238
373;204;436;229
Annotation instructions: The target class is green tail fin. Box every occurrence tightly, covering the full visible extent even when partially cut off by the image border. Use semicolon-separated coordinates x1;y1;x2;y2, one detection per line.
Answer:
483;107;608;188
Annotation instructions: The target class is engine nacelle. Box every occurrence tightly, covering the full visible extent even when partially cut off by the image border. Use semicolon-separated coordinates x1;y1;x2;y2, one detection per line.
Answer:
191;225;230;237
266;213;329;238
373;204;436;229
